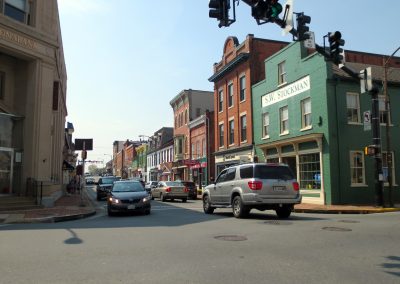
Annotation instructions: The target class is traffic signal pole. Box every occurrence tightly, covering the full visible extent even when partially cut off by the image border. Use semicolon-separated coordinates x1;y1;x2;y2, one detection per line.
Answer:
370;86;385;206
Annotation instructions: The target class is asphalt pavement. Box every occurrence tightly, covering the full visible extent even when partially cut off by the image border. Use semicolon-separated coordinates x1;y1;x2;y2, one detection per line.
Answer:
0;189;399;224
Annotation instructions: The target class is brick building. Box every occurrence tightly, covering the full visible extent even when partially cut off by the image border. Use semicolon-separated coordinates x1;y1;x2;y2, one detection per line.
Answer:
170;89;213;181
188;110;215;187
208;34;288;176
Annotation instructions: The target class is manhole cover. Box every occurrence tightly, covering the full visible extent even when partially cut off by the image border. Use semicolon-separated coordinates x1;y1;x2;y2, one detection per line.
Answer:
322;226;352;232
264;220;292;225
214;235;247;241
338;220;360;224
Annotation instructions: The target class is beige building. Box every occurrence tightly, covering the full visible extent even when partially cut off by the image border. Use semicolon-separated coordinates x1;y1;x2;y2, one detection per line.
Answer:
0;0;68;207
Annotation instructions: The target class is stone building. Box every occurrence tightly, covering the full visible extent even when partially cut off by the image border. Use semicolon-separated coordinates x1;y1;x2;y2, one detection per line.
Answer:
0;0;68;207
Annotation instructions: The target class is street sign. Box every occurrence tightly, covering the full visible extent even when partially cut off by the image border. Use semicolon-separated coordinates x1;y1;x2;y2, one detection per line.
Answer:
303;31;315;49
360;67;372;94
282;0;294;35
75;138;93;150
363;110;371;131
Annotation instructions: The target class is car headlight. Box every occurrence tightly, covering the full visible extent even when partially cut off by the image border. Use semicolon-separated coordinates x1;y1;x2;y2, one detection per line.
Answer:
109;197;120;204
142;197;150;203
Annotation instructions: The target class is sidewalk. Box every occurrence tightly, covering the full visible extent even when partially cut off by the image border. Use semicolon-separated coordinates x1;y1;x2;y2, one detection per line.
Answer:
1;194;399;224
0;192;96;224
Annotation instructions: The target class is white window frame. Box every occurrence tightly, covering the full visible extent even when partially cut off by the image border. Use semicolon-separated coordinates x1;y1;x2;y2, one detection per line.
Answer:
218;89;223;113
240;114;247;143
262;113;270;139
278;61;287;85
350;151;366;186
228;119;235;146
239;75;246;102
301;97;312;130
218;123;224;148
228;82;234;108
280;106;289;135
346;92;361;124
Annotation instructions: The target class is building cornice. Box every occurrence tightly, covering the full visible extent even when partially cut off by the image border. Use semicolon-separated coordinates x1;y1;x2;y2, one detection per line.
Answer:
208;53;250;82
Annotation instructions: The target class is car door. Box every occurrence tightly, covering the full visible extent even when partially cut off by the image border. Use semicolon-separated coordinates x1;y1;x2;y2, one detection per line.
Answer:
211;169;227;203
220;167;237;204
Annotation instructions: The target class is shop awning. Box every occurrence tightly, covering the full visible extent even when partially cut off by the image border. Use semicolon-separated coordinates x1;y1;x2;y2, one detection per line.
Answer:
63;160;75;170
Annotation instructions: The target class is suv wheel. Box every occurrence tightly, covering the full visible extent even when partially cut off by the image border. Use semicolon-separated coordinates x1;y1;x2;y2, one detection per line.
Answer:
203;195;214;214
275;206;292;219
232;196;249;218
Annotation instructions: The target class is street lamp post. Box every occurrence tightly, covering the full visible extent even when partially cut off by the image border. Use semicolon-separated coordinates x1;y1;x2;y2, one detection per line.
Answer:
383;46;400;207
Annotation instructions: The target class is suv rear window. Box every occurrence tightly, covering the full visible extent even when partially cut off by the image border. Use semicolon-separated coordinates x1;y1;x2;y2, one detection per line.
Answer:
240;165;294;180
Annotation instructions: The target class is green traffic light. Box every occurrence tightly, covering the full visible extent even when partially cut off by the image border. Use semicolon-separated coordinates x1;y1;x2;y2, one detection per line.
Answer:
270;2;283;18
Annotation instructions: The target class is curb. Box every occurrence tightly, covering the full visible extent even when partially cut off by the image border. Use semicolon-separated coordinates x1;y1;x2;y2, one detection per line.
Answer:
5;210;97;224
294;208;400;214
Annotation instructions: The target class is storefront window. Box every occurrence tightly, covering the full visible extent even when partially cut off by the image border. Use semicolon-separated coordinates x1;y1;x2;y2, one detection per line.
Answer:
299;153;321;189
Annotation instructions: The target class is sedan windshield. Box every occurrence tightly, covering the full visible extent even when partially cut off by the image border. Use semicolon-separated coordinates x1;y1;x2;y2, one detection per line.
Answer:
112;182;144;192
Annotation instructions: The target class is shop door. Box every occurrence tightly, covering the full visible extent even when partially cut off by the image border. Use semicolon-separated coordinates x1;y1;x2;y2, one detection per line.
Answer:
0;148;13;194
282;156;297;178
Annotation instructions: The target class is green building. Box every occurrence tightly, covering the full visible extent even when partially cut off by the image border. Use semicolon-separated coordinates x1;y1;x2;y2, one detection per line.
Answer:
252;42;400;205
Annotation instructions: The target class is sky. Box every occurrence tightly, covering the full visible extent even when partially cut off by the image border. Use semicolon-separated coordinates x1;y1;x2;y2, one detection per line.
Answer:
57;0;400;167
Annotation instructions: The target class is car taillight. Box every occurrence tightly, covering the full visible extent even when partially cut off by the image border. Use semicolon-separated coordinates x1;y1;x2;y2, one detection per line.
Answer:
184;187;189;193
166;187;171;192
248;180;262;190
292;182;299;191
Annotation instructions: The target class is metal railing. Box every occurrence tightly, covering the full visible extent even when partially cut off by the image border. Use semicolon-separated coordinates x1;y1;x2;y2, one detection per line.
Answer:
26;177;42;205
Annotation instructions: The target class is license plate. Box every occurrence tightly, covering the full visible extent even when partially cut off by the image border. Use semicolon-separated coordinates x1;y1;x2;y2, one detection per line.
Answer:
273;186;286;191
127;205;136;209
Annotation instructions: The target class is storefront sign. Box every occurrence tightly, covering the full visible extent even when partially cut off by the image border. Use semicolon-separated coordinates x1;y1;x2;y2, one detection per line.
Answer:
0;27;36;49
184;159;199;166
262;76;310;107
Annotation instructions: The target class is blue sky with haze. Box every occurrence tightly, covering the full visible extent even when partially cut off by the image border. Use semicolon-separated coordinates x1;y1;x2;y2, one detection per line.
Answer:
58;0;400;165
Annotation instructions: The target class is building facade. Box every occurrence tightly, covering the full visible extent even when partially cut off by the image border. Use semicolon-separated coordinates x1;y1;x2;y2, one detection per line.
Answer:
252;41;400;205
208;34;288;176
0;0;68;206
170;89;213;181
146;127;174;182
188;110;215;187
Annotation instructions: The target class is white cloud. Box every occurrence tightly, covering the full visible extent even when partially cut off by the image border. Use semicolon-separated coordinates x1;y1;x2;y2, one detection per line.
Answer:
58;0;109;14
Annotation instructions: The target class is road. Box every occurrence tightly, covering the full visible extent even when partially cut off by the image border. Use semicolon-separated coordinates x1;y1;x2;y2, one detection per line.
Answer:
0;185;399;284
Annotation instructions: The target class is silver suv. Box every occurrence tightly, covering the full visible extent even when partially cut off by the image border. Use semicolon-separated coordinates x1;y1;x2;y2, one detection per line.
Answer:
202;163;302;218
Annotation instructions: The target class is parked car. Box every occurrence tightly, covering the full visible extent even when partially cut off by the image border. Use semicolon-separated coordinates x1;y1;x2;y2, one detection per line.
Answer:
96;176;120;201
85;177;95;185
145;181;158;194
180;181;197;199
202;163;302;219
151;181;188;202
107;180;151;216
129;177;145;188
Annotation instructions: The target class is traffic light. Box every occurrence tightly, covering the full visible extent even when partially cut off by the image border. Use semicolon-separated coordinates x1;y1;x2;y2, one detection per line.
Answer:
251;0;283;24
81;150;87;160
209;0;230;27
364;145;376;156
296;13;311;41
328;31;345;65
